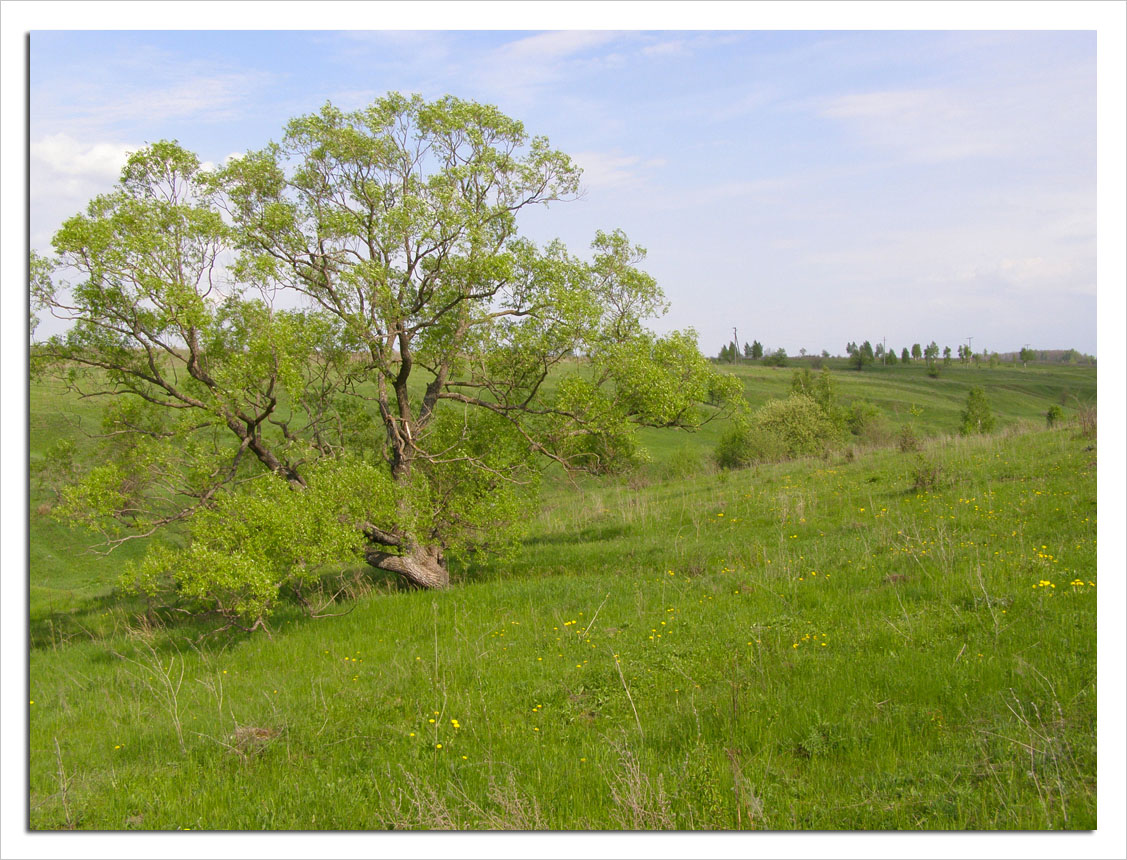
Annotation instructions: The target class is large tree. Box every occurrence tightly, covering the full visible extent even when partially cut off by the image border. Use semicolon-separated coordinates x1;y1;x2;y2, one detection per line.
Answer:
32;94;740;623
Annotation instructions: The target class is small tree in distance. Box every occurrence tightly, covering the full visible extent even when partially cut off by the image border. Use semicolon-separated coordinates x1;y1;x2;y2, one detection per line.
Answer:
846;340;874;371
960;387;996;435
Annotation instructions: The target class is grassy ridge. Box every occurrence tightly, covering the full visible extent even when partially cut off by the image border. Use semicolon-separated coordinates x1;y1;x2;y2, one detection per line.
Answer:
28;366;1097;829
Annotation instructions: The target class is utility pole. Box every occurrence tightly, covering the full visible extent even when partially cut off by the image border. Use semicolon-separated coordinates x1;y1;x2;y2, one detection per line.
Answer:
732;326;740;363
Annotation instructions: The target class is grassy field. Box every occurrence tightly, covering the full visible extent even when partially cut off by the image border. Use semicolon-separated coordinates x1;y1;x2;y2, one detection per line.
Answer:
27;362;1099;830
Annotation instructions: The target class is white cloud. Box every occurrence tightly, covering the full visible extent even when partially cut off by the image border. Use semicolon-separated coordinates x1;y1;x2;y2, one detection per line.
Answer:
33;134;133;182
641;40;688;58
572;151;665;192
35;68;273;136
822;88;1010;162
492;30;621;64
30;134;136;248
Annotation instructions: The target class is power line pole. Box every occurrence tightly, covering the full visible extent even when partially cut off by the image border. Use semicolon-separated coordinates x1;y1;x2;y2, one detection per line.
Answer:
733;327;740;363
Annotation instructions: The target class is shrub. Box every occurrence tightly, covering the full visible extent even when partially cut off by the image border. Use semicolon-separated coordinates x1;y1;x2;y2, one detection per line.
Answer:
1045;404;1064;428
897;423;921;453
761;348;788;367
750;394;839;459
911;458;946;492
1077;403;1096;439
652;450;706;481
790;367;815;397
844;399;882;437
959;387;996;435
714;421;788;469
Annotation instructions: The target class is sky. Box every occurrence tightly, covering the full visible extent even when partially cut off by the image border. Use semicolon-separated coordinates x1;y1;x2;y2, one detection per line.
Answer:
25;25;1102;357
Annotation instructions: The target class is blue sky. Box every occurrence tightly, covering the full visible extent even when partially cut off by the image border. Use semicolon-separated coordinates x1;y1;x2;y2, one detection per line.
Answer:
28;27;1100;355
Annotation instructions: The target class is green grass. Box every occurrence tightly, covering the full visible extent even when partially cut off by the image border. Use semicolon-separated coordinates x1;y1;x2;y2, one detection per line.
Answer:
27;365;1098;830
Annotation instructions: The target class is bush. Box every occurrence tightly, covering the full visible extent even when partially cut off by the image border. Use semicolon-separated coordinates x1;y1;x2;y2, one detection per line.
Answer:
844;399;882;437
1045;404;1064;428
1077;403;1096;439
751;394;839;459
790;367;815;397
911;458;946;492
714;421;788;469
762;348;788;367
959;387;996;435
897;424;921;453
652;450;706;481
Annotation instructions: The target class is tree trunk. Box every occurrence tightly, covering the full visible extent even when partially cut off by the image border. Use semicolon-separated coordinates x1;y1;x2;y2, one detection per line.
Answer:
365;543;450;589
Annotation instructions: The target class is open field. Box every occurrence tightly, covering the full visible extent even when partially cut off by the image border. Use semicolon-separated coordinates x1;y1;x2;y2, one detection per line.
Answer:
28;364;1097;830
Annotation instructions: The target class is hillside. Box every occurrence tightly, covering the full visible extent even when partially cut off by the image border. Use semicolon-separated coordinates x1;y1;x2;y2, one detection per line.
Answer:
28;365;1098;830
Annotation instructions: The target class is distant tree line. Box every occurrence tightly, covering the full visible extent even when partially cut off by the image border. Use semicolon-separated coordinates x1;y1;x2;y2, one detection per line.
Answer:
718;338;1093;370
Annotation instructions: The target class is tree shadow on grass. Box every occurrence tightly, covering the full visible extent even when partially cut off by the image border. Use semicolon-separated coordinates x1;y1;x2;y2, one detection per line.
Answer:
522;523;630;548
28;563;419;658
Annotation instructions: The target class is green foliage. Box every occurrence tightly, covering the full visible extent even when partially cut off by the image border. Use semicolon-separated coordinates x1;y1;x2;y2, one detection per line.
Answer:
846;340;874;371
749;394;839;459
761;347;788;367
790;367;814;397
31;439;78;504
122;457;401;621
843;398;883;438
1045;404;1064;428
713;418;788;469
897;423;921;453
811;368;838;416
959;387;997;435
750;340;763;360
35;94;738;601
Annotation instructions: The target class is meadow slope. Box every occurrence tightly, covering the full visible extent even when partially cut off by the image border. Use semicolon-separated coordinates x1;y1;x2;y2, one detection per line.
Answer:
28;364;1097;830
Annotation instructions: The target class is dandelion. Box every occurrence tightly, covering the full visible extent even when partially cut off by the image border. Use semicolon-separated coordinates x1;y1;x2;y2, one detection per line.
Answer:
409;733;416;738
436;744;443;750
